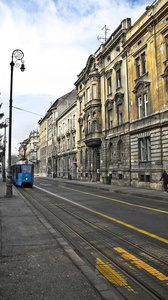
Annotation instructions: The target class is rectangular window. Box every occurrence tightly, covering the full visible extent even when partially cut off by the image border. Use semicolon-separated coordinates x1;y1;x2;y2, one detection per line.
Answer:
136;57;141;77
144;93;148;117
86;87;90;102
138;96;142;118
92;120;97;132
140;174;145;182
116;69;121;88
92;84;96;99
146;137;151;160
140;139;145;161
139;137;151;161
107;77;112;94
141;52;146;74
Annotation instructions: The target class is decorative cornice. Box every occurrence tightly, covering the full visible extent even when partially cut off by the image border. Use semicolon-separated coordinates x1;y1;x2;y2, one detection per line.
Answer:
105;68;113;77
132;44;147;57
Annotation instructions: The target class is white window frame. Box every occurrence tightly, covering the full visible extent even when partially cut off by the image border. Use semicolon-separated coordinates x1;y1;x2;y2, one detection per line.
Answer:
107;77;112;94
138;96;142;119
144;93;148;117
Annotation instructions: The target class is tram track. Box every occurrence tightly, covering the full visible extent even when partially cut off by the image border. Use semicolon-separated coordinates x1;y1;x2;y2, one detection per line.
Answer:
18;186;168;300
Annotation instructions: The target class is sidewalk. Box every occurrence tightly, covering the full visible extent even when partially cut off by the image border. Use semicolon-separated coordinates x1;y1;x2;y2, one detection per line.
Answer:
49;177;168;201
0;178;119;300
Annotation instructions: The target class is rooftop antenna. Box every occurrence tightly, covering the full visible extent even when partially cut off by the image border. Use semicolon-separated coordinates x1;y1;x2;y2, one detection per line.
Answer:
97;25;111;43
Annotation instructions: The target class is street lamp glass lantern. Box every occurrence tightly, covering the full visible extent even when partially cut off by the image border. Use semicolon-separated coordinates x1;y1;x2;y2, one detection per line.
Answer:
20;63;25;72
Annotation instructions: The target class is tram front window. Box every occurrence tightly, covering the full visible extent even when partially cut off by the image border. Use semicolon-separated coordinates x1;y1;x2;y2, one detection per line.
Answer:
21;165;32;173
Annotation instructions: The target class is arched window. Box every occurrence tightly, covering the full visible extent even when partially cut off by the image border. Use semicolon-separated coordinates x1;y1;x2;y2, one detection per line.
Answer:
118;140;123;160
108;142;113;162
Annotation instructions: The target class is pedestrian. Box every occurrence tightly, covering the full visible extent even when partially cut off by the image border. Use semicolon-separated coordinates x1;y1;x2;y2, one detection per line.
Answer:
160;170;168;193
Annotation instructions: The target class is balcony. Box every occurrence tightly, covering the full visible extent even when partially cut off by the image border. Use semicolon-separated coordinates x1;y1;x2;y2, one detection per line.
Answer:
84;132;101;148
84;98;101;112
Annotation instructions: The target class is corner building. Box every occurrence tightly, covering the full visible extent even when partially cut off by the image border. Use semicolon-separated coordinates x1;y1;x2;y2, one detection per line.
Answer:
75;19;132;183
124;0;168;189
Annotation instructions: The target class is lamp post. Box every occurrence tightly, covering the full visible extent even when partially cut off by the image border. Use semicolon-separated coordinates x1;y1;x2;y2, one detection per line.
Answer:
6;49;25;196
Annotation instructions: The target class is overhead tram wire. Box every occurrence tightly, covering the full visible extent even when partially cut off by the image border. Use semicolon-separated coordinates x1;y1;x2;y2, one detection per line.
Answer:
12;106;43;117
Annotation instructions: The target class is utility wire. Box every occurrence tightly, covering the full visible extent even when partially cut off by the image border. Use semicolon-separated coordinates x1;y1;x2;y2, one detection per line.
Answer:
12;106;43;117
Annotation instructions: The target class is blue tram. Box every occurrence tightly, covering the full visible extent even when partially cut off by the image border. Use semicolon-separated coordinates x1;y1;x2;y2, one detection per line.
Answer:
12;160;34;187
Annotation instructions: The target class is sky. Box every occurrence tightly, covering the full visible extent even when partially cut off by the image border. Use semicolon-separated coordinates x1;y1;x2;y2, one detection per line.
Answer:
0;0;150;155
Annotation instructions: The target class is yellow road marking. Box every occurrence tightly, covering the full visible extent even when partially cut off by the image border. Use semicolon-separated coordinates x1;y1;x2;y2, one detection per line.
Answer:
114;247;168;284
35;185;168;244
96;258;136;293
61;185;168;214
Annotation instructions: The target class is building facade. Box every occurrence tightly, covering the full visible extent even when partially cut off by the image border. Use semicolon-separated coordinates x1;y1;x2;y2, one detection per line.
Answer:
75;18;132;184
56;97;77;179
38;89;77;178
124;0;168;189
18;130;39;174
38;117;48;176
19;0;168;190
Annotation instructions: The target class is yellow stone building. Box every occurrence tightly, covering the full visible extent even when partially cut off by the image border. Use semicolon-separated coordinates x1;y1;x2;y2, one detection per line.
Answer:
124;0;168;188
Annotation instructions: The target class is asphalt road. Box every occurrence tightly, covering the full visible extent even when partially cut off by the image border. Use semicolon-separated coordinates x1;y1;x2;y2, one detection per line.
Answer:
34;177;168;248
19;176;168;299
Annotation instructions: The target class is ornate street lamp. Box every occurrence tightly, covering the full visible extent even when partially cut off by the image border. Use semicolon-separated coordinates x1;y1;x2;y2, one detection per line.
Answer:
6;49;25;196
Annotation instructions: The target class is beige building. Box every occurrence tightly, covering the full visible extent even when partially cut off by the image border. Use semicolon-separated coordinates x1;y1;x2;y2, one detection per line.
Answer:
38;89;77;178
38;117;47;176
75;19;131;183
18;130;39;174
56;95;77;179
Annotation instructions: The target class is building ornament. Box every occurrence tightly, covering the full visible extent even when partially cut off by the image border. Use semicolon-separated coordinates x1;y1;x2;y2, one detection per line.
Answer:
132;80;151;94
113;60;122;70
114;92;124;103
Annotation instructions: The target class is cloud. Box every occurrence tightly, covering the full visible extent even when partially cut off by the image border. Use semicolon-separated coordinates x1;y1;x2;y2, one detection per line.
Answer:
0;0;149;154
